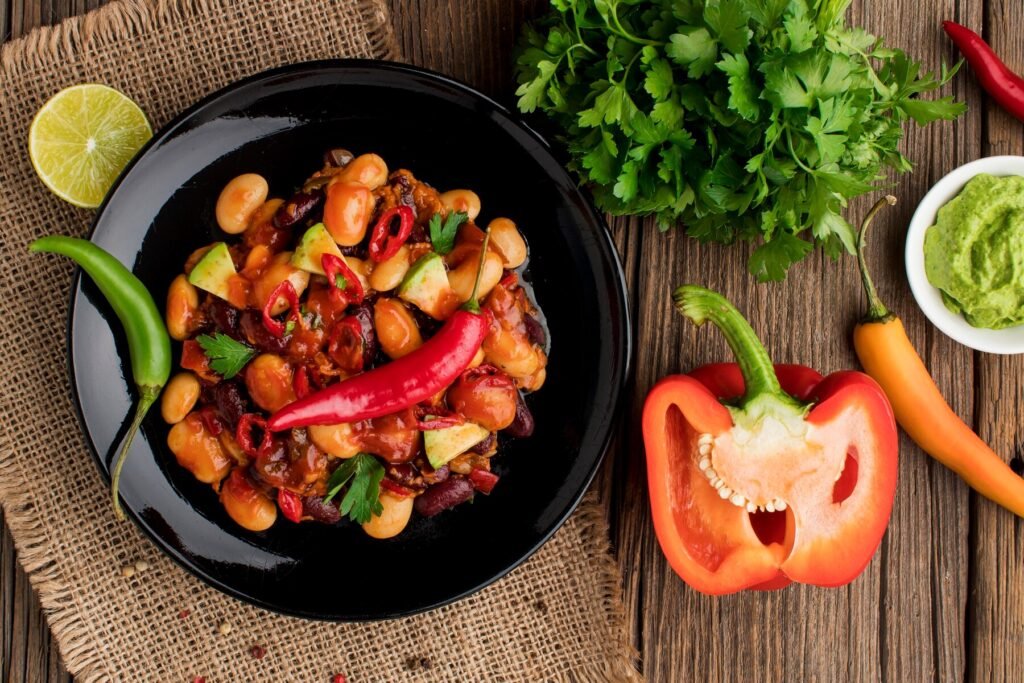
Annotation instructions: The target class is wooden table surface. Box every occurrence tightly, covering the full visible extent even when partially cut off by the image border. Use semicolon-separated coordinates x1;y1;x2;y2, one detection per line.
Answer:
2;0;1023;681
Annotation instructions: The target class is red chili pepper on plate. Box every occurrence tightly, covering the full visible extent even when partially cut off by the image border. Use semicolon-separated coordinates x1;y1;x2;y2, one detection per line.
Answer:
261;279;301;338
416;413;465;430
236;413;272;459
499;271;518;289
468;468;499;494
293;365;313;399
944;21;1024;121
321;253;364;307
368;205;414;263
268;232;496;431
380;478;414;498
327;316;369;373
642;286;898;595
277;488;303;523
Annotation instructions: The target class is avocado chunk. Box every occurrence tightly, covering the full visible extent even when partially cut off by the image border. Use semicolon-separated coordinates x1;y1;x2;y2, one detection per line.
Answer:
424;421;490;470
291;223;343;276
187;242;236;301
398;252;457;319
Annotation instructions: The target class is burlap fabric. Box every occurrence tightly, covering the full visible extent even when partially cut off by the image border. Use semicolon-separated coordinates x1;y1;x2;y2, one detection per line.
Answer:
0;1;641;680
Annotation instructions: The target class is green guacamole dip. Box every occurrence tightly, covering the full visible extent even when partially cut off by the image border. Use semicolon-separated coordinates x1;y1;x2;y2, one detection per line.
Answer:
924;173;1024;330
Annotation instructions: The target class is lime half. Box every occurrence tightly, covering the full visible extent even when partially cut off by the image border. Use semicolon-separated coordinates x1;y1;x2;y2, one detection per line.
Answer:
28;84;152;208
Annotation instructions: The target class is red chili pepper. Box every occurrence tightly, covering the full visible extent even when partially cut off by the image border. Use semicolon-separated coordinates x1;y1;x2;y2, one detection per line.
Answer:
944;21;1024;121
368;205;414;263
197;406;224;436
327;316;367;373
332;675;347;683
321;253;363;306
293;366;313;399
499;271;518;289
261;279;301;338
268;231;497;431
380;479;414;498
277;488;303;523
236;413;272;459
642;287;897;595
468;468;499;494
416;413;465;430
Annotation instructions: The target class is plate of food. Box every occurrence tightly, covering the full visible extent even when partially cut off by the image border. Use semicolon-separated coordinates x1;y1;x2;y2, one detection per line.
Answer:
66;60;630;620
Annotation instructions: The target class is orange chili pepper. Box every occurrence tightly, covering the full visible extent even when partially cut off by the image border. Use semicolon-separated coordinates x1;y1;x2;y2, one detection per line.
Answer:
854;196;1024;517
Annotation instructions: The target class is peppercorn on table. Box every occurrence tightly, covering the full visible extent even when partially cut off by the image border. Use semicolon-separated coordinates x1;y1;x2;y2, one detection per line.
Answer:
2;0;1023;681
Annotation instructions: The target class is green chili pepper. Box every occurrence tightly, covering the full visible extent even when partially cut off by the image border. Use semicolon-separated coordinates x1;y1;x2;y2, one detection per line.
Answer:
30;236;171;520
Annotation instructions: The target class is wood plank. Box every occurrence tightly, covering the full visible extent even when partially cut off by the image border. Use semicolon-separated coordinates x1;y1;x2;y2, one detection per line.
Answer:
969;1;1024;680
616;1;977;679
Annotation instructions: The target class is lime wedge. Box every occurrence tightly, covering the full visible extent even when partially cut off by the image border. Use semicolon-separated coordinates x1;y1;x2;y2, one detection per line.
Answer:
28;84;152;208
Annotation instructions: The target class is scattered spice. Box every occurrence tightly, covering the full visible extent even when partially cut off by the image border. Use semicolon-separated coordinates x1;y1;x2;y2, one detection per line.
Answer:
217;620;232;636
405;656;432;671
120;564;136;579
191;677;205;683
133;560;149;572
178;608;191;620
331;675;347;683
250;644;267;660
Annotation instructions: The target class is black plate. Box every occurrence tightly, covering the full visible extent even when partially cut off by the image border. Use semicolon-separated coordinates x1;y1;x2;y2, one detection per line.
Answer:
69;60;630;620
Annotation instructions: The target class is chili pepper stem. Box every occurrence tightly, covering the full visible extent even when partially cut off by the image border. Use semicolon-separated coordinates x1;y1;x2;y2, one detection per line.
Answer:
110;386;160;520
856;196;898;323
673;286;803;416
462;228;492;314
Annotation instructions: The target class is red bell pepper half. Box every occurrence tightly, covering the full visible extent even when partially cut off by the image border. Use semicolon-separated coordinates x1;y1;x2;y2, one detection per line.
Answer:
642;286;898;595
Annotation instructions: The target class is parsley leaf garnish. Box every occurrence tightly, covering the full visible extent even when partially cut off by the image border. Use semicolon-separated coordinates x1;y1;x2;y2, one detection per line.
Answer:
428;211;468;255
514;0;966;280
323;453;384;525
196;333;256;379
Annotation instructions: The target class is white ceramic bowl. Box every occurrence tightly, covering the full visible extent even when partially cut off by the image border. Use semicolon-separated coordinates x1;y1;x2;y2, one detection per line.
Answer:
905;155;1024;354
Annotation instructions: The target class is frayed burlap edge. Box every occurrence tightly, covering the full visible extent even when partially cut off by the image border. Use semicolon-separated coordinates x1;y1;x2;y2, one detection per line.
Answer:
0;0;399;77
0;424;114;679
563;495;642;683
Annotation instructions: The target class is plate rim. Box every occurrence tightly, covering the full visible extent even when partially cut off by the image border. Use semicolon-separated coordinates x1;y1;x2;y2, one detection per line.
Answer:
66;58;633;621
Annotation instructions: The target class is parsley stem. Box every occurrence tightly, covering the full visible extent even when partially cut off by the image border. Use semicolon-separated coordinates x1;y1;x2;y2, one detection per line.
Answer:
784;126;816;174
856;195;897;323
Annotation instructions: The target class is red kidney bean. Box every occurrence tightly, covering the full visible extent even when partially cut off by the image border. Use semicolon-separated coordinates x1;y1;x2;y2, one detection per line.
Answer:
324;148;354;167
213;381;248;430
339;245;368;259
523;314;546;347
253;438;290;488
302;495;341;523
273;191;323;229
207;297;240;337
503;391;534;438
469;431;496;454
240;309;289;353
414;477;474;517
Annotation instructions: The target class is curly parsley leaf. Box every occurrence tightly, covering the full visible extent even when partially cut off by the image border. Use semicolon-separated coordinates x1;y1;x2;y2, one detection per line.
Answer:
514;0;965;280
196;333;255;379
323;453;384;525
428;211;469;255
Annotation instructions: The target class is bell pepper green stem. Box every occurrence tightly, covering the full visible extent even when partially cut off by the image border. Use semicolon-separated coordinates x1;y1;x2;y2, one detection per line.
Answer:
29;235;171;520
673;285;796;409
857;195;898;323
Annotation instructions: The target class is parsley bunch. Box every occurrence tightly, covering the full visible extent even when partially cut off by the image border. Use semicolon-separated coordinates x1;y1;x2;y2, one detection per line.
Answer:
515;0;965;280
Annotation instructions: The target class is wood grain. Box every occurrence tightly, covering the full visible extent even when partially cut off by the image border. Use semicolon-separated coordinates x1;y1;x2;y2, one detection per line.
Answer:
969;1;1024;680
2;0;1023;681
